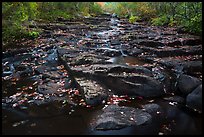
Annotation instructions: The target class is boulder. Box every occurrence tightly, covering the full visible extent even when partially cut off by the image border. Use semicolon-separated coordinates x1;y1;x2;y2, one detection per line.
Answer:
91;104;152;130
186;84;202;112
184;61;202;74
75;77;109;106
103;74;164;97
178;74;201;95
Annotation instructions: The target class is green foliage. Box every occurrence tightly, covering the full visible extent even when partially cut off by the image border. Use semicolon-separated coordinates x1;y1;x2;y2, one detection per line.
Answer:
181;13;202;35
151;15;169;26
168;17;177;26
103;2;202;35
2;2;39;45
103;2;156;20
90;3;103;15
134;2;156;21
174;2;202;35
28;31;40;39
37;2;103;20
150;2;202;35
129;15;140;23
37;2;75;20
2;2;104;48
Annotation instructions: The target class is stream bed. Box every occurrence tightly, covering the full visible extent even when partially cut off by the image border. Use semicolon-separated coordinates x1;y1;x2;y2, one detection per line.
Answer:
2;13;202;135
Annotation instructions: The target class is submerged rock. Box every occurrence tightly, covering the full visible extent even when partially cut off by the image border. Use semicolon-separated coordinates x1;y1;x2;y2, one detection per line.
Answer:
91;104;152;130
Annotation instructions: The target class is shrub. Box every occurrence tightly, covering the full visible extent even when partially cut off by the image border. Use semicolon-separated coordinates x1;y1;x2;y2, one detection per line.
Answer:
168;17;177;26
129;15;140;23
151;15;169;26
28;31;40;39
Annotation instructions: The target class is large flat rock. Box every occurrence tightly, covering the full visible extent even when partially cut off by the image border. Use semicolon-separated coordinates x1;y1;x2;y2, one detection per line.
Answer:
75;77;109;106
91;104;152;130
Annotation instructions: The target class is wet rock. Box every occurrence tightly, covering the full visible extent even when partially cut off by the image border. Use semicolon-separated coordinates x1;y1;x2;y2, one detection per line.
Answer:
2;64;15;77
32;96;64;106
183;61;202;74
71;54;105;65
2;48;29;59
91;104;152;130
90;64;153;76
142;45;201;58
182;38;202;46
138;40;165;47
127;47;143;56
42;71;64;79
158;58;202;76
166;40;182;47
34;66;51;74
178;74;201;95
58;47;77;56
154;48;185;57
45;48;58;64
142;103;162;115
75;77;109;106
71;64;153;77
163;96;185;104
110;18;118;26
37;81;61;94
103;74;164;97
100;48;121;57
18;67;33;77
64;78;72;89
110;39;121;45
152;66;166;82
186;84;202;112
109;65;152;75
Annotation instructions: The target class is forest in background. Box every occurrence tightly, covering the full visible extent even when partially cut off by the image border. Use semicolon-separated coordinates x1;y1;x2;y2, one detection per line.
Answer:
2;2;202;49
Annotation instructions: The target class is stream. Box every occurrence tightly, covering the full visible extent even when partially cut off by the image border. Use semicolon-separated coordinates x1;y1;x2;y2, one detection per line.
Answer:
2;13;202;135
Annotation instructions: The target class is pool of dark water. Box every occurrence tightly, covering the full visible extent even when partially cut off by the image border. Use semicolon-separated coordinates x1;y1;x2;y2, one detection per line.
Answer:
2;76;202;135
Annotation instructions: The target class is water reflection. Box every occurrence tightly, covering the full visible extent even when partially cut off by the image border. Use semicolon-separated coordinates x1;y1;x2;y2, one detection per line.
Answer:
107;56;146;66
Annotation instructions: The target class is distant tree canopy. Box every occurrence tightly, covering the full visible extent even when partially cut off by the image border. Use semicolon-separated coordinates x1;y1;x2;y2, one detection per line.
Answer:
103;2;202;35
2;2;202;48
2;2;103;46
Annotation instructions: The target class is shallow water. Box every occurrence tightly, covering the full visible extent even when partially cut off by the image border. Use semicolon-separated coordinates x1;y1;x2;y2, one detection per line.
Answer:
107;56;146;66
